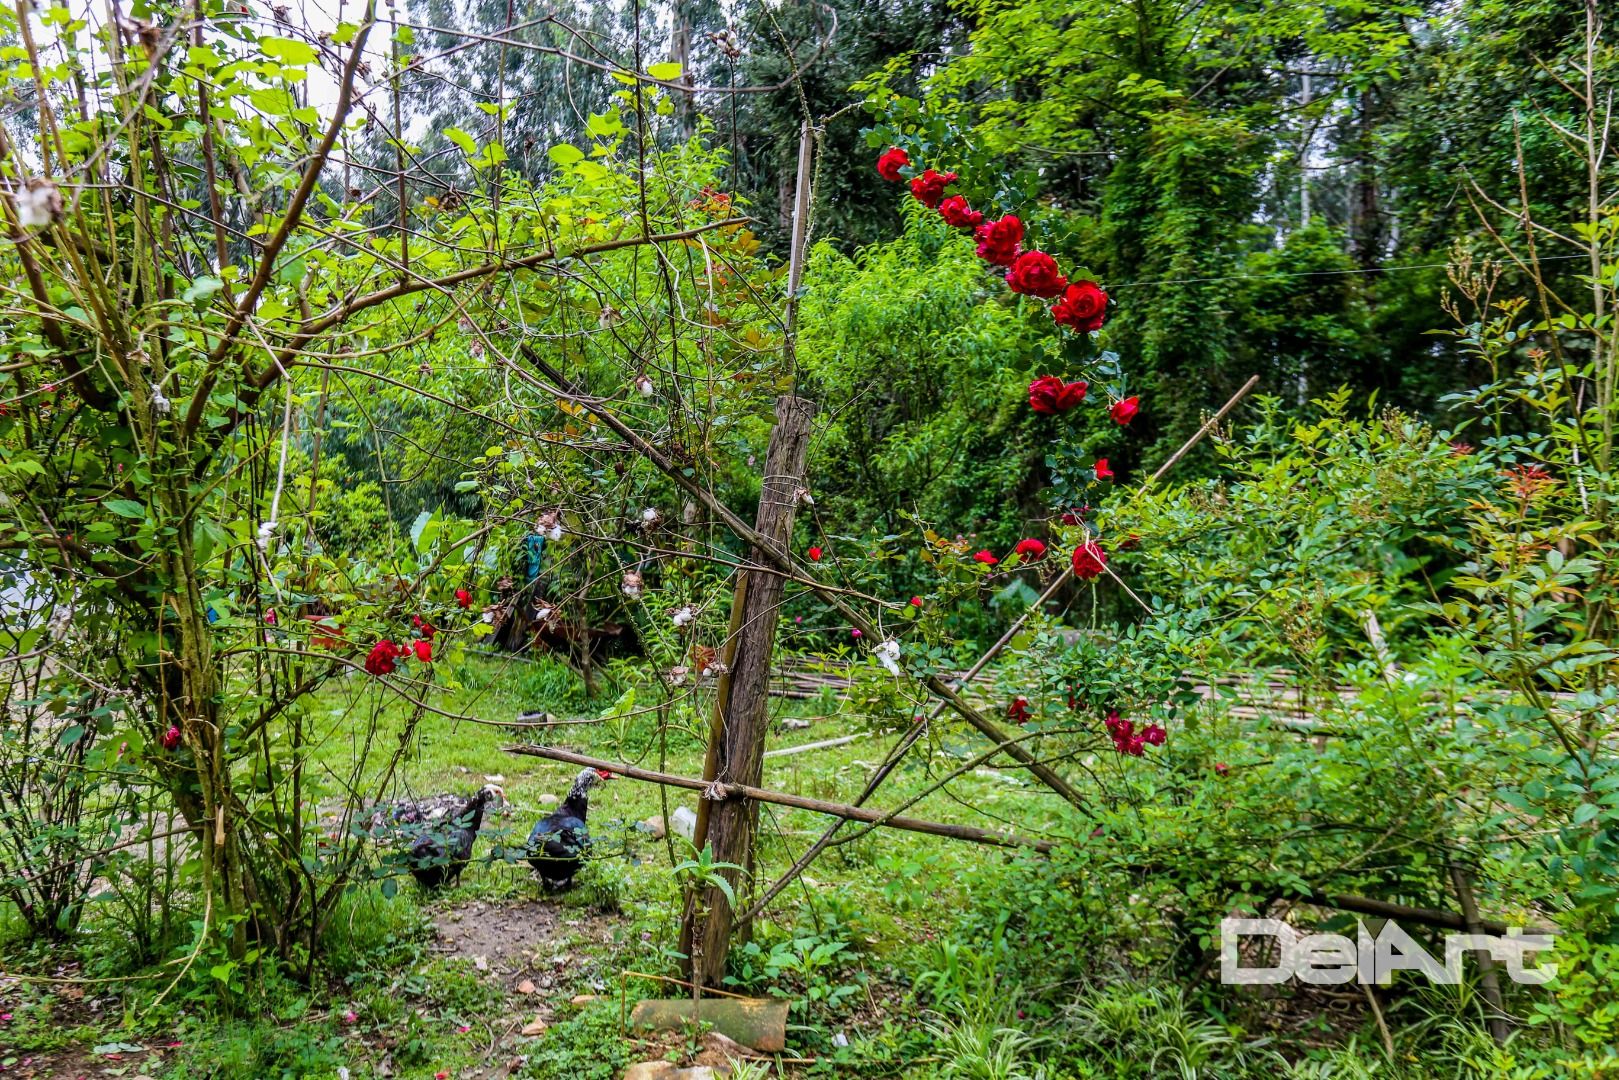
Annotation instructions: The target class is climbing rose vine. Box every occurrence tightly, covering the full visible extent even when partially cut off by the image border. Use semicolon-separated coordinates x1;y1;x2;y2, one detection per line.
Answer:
872;147;1139;432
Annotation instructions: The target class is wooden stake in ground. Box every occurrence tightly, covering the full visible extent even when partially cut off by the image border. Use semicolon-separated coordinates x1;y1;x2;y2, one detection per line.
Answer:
677;394;816;987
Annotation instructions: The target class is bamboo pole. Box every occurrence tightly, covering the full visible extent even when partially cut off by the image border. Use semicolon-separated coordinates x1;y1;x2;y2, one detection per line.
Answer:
502;743;1054;853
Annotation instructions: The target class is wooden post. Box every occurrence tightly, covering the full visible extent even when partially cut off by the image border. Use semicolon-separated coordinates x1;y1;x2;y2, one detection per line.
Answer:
678;394;816;987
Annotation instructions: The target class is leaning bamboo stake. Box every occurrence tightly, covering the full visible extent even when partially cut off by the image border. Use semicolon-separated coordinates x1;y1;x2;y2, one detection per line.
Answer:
1143;374;1259;486
502;744;1054;853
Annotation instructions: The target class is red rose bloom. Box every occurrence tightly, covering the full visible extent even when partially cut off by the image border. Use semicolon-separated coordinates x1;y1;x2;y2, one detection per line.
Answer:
365;639;402;676
1142;723;1166;746
1005;251;1068;299
1214;762;1230;777
1027;375;1064;415
1109;396;1141;426
1007;697;1031;724
876;146;910;182
909;168;957;209
162;725;181;750
1058;381;1088;410
1052;280;1108;332
1071;541;1107;581
974;215;1023;266
808;545;823;562
909;596;923;607
972;549;999;566
1028;376;1087;415
412;639;432;663
1094;458;1114;482
938;195;983;229
1013;538;1046;560
454;588;472;609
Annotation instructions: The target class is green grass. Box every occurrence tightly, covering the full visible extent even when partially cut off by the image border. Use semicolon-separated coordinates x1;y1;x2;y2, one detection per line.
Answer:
1;655;1541;1078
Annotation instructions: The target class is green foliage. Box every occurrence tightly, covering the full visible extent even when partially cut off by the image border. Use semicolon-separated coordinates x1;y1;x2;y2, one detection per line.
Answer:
520;1002;633;1080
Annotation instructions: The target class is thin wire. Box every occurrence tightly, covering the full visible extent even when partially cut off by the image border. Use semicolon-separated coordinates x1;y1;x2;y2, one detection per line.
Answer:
1107;252;1589;290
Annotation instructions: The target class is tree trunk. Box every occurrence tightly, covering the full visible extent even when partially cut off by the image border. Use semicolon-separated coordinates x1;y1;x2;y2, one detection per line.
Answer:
680;394;816;987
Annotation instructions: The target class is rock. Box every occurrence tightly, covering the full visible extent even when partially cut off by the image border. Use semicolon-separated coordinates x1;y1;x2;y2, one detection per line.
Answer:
473;955;489;971
693;1030;753;1067
638;815;667;839
538;793;559;807
516;979;536;995
622;1066;727;1080
520;1014;547;1037
622;1065;675;1080
670;806;697;841
781;717;811;730
570;994;598;1005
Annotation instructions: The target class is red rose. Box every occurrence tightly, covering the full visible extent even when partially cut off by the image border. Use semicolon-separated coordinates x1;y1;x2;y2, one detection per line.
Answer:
1071;541;1107;580
1109;396;1140;426
1214;762;1230;777
365;639;401;676
909;596;923;607
1013;538;1046;560
876;147;910;181
909;168;957;209
938;195;983;229
1142;723;1166;746
1027;375;1064;415
413;639;432;663
1094;458;1114;482
1052;280;1108;333
972;549;999;566
455;588;472;609
162;725;181;750
1028;376;1087;415
808;545;823;562
1004;251;1068;298
1007;697;1031;724
974;215;1023;266
1057;381;1088;410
